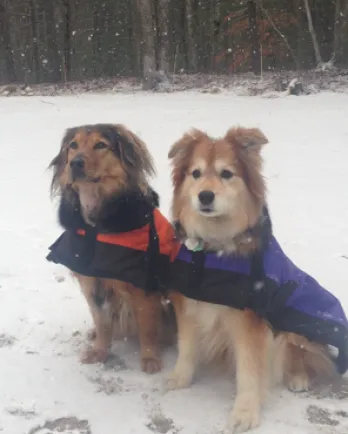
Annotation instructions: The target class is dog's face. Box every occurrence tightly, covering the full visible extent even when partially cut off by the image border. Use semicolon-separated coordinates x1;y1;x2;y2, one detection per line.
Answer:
169;127;268;244
177;137;242;218
50;124;154;224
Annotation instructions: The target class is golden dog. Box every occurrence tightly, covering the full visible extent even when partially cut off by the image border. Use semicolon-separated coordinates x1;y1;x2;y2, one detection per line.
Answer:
166;127;337;431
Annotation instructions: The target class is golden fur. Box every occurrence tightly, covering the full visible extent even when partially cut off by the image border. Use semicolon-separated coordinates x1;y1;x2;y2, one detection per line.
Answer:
167;127;337;431
50;124;174;373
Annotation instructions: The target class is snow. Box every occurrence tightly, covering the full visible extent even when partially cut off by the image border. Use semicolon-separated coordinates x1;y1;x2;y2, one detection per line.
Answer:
0;92;347;434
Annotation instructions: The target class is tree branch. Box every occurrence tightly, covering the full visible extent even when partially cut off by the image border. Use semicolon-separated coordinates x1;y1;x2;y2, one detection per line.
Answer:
257;1;299;69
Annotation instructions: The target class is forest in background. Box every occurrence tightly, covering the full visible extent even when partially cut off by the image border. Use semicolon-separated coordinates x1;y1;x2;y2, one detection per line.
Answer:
0;0;348;85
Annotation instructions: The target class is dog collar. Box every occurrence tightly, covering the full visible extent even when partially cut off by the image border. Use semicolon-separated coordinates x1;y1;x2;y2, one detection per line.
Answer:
184;238;204;252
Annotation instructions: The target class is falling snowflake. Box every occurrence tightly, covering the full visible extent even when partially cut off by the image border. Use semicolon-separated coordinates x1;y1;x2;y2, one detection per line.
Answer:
254;281;264;291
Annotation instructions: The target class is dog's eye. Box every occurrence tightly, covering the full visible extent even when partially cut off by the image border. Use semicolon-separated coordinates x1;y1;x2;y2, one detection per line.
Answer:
69;141;78;150
192;169;201;179
220;169;233;180
94;141;108;150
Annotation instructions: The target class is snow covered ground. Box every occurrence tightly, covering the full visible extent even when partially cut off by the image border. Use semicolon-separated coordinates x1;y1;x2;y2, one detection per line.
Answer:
0;91;347;434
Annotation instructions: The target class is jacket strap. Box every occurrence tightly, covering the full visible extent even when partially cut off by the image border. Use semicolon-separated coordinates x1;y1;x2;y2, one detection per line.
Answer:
145;211;162;294
188;250;206;290
80;226;98;265
247;252;272;318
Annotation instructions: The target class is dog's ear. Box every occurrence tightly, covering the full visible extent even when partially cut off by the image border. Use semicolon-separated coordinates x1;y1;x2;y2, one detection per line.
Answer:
49;127;77;196
168;129;204;159
110;125;155;178
225;127;268;153
168;129;204;187
225;127;267;202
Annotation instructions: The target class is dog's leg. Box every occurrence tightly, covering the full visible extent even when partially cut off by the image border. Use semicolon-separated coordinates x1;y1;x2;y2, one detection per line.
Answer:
86;312;121;342
279;332;336;393
130;288;163;374
284;342;310;392
272;332;310;392
166;294;198;390
227;310;272;433
76;275;114;364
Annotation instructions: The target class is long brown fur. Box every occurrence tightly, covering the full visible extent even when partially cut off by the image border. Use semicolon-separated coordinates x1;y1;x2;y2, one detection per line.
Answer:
167;126;337;431
50;124;175;373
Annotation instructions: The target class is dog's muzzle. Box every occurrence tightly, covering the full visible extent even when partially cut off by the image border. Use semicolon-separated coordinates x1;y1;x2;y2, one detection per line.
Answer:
70;156;85;180
198;190;215;213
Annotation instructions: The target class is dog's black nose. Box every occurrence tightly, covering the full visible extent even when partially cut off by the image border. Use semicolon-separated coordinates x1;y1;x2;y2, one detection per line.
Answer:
70;156;85;169
198;190;215;205
70;156;85;179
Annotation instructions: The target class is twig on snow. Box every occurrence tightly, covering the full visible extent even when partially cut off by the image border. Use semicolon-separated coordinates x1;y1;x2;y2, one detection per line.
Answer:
39;100;60;110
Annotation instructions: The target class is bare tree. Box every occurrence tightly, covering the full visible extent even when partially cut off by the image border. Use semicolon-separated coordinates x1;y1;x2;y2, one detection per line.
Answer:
42;0;61;82
333;0;348;64
185;0;196;71
137;0;156;77
0;0;16;82
211;0;221;70
92;0;103;77
247;0;261;75
62;0;72;81
29;0;41;82
157;0;170;72
303;0;323;66
130;0;142;75
259;1;298;69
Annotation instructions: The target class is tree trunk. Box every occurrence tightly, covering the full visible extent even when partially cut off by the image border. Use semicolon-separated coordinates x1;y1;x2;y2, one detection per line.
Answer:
185;0;196;72
131;0;142;75
248;0;261;75
0;0;16;82
29;0;40;83
210;0;221;71
157;0;170;72
42;0;61;82
333;0;348;64
62;0;72;81
137;0;156;77
92;1;103;77
293;0;307;68
303;0;323;66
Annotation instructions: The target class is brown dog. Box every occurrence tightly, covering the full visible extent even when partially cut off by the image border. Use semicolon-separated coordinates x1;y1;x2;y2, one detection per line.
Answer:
48;123;175;373
167;127;337;431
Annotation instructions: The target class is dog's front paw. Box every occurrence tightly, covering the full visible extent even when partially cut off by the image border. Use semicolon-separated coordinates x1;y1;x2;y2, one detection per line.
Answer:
286;373;309;393
165;369;193;391
227;396;260;433
141;356;162;374
80;347;108;364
